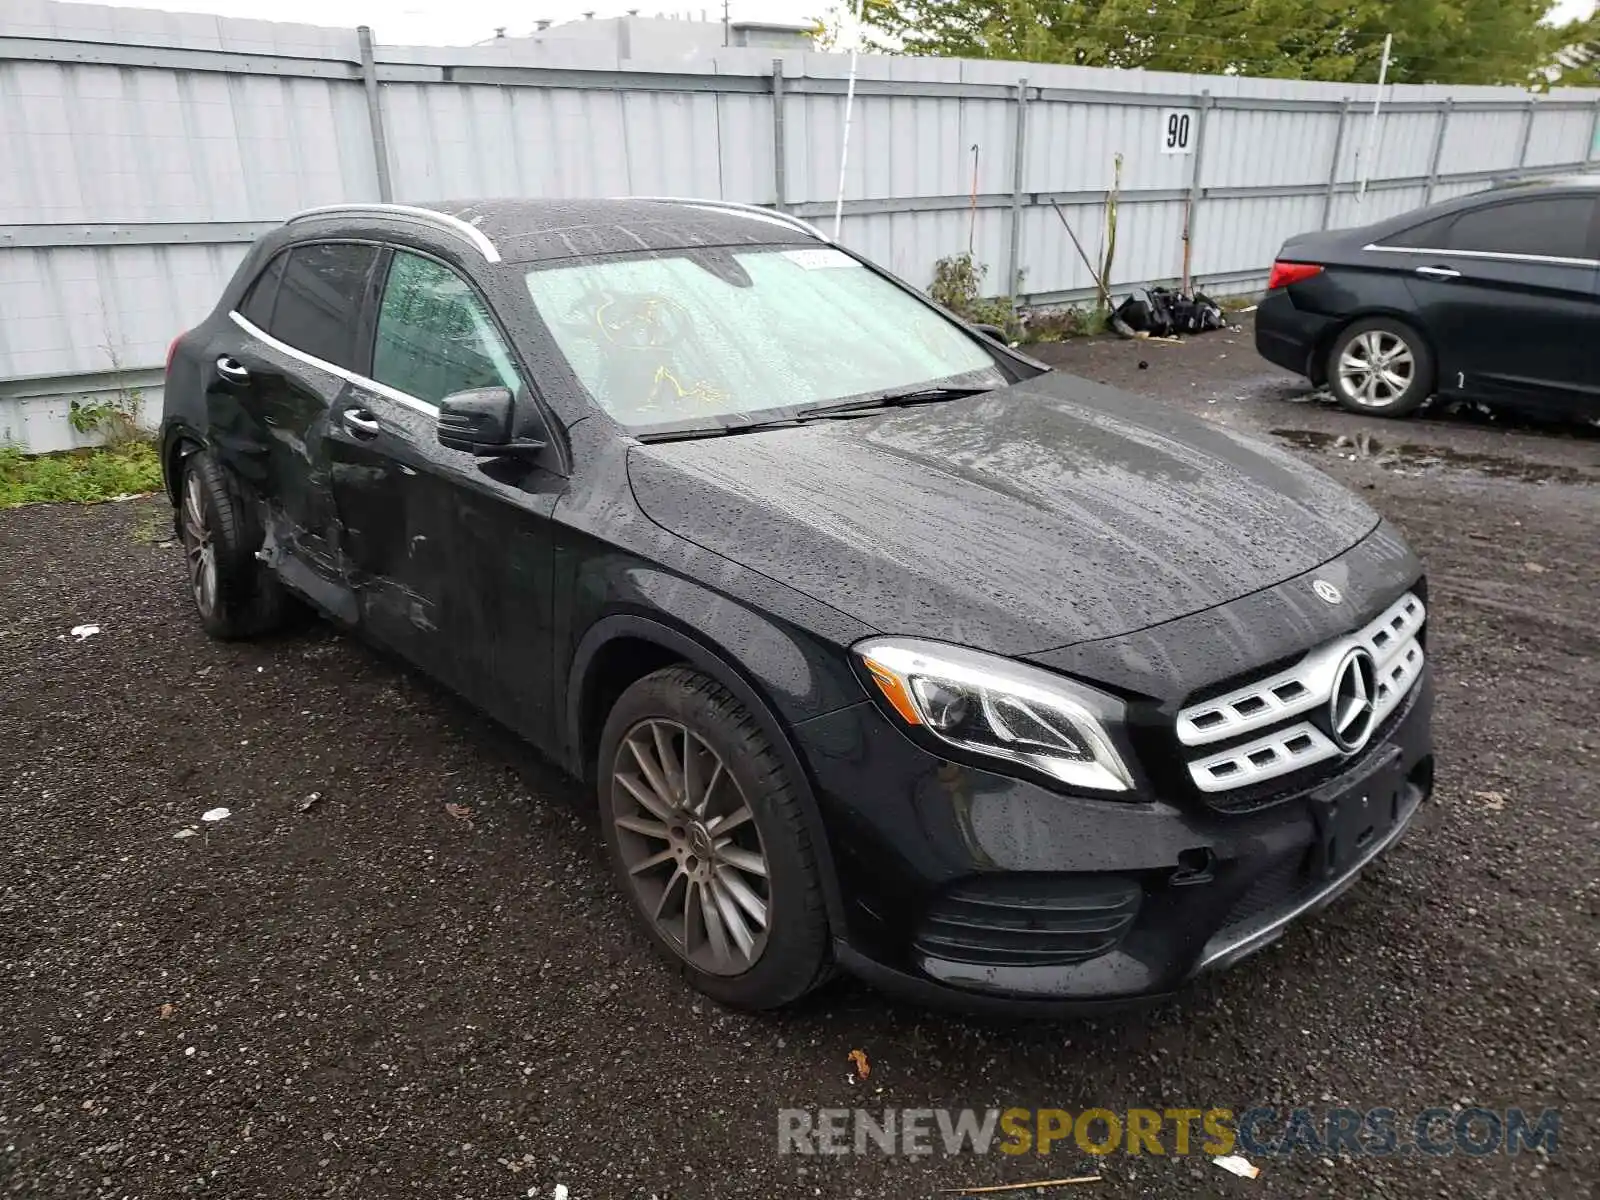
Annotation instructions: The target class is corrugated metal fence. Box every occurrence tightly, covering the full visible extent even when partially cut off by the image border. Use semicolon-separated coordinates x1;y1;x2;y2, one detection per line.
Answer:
5;0;1599;451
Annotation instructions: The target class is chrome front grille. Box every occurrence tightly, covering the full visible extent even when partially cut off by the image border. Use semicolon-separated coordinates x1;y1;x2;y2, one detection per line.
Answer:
1180;593;1426;794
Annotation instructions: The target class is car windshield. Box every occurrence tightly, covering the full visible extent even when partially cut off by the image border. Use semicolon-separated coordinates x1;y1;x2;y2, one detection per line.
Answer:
523;244;1007;431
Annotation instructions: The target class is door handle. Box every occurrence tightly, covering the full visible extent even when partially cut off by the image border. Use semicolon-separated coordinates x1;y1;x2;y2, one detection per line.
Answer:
1415;266;1461;279
215;355;251;385
342;407;382;438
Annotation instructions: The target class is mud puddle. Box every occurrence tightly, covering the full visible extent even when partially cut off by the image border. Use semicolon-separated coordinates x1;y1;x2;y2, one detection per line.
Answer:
1271;428;1596;485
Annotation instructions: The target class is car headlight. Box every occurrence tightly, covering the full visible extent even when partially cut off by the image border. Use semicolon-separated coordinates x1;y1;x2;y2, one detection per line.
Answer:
853;637;1135;793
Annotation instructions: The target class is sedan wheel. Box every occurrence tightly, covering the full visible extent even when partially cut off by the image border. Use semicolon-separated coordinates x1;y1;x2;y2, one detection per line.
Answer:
1326;318;1434;418
1338;330;1414;408
611;718;771;976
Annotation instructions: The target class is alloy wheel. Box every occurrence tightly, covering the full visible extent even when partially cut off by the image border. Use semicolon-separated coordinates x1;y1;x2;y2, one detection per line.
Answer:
610;718;771;976
181;471;218;618
1337;330;1415;408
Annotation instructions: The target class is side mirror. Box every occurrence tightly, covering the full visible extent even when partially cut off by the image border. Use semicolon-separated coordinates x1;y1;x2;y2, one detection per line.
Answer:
437;386;544;458
972;323;1009;345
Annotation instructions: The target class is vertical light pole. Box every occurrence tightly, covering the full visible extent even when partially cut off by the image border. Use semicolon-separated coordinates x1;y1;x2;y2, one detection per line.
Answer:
832;0;867;239
1357;32;1393;201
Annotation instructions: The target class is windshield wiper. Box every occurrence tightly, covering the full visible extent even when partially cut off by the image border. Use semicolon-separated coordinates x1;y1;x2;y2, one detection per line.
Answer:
635;384;995;441
795;383;995;421
634;417;806;443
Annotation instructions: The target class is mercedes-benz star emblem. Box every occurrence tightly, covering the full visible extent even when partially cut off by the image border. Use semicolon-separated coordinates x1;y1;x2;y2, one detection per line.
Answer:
1328;648;1378;754
1313;579;1343;605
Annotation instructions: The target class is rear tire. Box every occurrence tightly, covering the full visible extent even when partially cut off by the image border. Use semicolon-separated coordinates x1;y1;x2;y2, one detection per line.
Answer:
1326;318;1433;418
177;449;291;640
598;666;832;1010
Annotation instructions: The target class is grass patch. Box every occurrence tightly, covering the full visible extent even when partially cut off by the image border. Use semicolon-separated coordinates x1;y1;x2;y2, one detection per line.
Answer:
0;441;163;509
1020;306;1100;344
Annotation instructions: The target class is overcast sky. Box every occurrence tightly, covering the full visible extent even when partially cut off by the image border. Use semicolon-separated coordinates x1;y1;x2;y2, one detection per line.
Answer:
73;0;822;42
66;0;1600;48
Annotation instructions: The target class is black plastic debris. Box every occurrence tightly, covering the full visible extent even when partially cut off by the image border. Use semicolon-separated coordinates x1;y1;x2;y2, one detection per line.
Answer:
1115;287;1225;338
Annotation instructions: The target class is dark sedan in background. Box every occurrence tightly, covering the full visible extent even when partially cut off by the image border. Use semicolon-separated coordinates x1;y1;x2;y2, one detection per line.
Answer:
1256;174;1600;420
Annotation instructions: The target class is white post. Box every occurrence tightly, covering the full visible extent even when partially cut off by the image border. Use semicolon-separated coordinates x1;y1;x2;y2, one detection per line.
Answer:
832;0;866;239
1357;33;1393;201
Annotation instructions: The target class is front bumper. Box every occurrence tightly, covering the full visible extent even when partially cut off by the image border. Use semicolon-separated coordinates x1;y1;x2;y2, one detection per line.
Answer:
796;667;1433;1016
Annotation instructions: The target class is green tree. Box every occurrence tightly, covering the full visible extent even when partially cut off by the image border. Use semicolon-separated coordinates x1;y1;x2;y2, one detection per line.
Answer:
842;0;1563;86
1549;10;1600;86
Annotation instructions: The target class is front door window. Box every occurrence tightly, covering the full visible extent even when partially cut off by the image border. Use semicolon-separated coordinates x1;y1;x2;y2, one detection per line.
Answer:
372;251;521;404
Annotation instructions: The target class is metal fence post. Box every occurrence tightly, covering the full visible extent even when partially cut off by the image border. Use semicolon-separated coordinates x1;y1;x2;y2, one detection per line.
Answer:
357;26;394;202
771;59;788;212
1516;96;1537;172
1007;78;1028;299
1183;90;1213;279
1321;100;1352;230
1589;98;1600;165
1423;98;1452;205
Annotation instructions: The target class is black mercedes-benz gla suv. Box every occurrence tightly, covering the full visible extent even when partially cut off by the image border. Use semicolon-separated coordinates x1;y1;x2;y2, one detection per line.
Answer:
160;198;1434;1014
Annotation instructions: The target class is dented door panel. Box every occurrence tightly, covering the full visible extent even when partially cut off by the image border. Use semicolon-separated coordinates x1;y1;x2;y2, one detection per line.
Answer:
204;319;351;592
327;386;565;749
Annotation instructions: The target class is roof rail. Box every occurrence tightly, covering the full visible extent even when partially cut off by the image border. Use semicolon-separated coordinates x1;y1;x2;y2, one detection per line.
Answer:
626;196;828;242
287;203;502;263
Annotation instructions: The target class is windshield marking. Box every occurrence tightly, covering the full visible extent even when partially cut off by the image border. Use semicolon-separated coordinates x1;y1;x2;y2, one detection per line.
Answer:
524;245;1006;436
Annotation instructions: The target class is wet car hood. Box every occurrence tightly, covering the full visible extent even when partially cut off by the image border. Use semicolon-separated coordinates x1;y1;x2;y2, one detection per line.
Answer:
626;372;1380;656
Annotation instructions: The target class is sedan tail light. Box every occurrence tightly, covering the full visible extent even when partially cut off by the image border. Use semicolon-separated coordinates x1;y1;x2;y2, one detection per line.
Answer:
1267;261;1324;291
165;334;182;375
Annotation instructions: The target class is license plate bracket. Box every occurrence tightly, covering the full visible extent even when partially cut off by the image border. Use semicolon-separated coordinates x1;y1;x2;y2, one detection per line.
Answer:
1310;747;1405;879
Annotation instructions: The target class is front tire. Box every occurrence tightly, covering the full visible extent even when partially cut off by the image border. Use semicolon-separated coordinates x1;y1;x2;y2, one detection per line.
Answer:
1327;318;1433;418
177;450;290;639
598;667;831;1010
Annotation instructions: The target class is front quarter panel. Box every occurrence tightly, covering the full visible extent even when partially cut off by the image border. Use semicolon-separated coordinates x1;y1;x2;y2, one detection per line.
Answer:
552;417;874;768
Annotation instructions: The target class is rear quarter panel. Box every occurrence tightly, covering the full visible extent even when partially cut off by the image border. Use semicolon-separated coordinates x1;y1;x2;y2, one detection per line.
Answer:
1278;264;1429;383
1289;265;1419;323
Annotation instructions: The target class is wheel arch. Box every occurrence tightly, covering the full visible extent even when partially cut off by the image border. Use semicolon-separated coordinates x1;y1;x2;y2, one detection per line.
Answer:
566;612;848;934
161;424;206;506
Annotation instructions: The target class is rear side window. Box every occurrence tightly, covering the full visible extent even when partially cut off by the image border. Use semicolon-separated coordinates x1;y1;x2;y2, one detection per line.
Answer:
1385;197;1595;260
1383;215;1455;250
371;251;521;405
265;243;380;370
238;251;286;329
1445;198;1593;259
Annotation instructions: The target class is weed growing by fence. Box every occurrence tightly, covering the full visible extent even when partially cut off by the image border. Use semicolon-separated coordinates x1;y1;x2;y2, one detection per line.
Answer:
0;442;162;508
929;254;1023;338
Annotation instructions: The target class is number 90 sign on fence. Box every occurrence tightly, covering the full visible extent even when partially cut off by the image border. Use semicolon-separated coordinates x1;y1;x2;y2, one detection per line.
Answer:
1161;109;1196;154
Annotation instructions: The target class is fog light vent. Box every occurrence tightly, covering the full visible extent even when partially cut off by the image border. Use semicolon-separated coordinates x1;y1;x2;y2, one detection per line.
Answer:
914;875;1141;968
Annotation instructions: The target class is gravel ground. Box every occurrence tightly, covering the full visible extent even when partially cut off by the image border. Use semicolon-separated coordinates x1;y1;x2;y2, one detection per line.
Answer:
2;317;1596;1200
